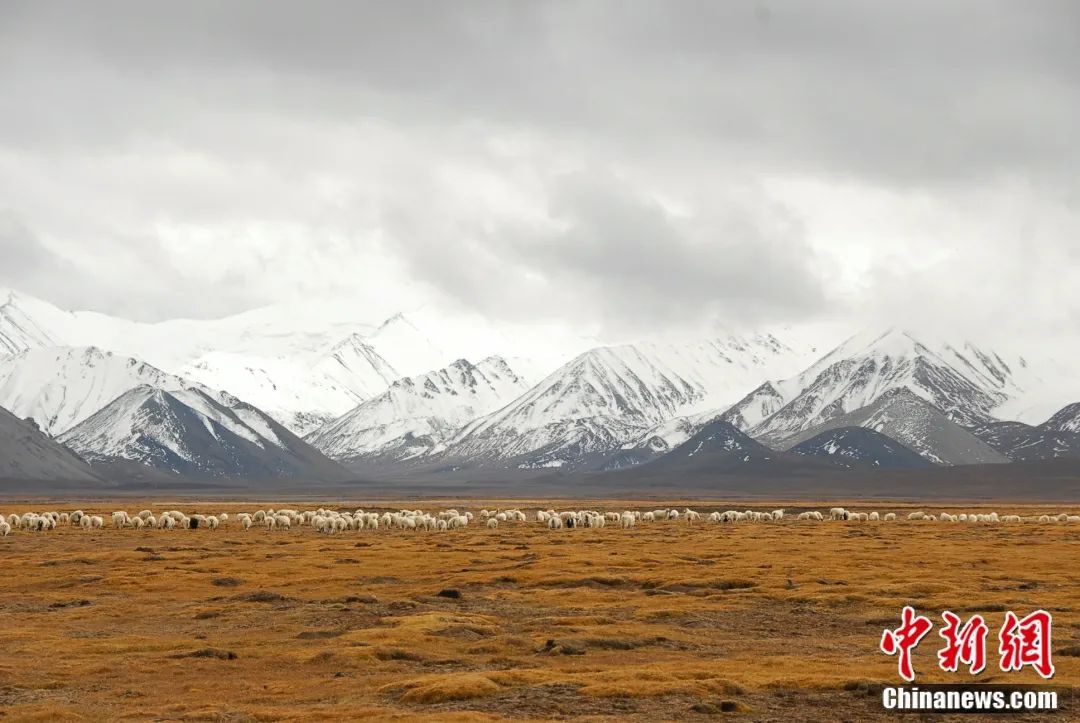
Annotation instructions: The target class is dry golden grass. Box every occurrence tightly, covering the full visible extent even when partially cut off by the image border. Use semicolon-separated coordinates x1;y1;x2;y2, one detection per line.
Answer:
0;500;1077;721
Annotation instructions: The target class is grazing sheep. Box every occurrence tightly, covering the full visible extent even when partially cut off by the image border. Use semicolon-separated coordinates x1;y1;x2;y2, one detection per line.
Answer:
907;511;925;521
868;511;880;521
547;516;563;529
771;509;785;521
206;516;220;531
90;516;104;529
829;507;849;521
884;513;897;521
620;512;636;529
0;521;11;536
487;518;499;529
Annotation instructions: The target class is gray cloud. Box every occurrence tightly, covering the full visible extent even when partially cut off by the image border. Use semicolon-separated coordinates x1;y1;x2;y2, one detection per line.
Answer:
0;1;1078;336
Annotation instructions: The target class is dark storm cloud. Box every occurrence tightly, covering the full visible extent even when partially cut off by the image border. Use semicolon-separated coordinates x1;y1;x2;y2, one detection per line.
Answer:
0;1;1078;330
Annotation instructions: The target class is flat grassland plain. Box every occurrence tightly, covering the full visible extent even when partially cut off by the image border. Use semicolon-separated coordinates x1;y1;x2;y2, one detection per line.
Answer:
1;501;1077;721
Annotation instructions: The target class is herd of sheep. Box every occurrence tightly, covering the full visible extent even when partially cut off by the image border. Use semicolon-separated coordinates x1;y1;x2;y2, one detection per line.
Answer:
2;505;1079;538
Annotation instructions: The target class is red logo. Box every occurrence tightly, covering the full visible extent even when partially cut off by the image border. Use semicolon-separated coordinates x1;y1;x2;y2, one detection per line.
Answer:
938;611;989;674
881;608;1054;681
999;610;1055;679
880;605;934;682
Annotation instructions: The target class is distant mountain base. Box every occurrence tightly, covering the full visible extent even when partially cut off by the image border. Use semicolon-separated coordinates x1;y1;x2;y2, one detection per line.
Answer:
4;458;1079;500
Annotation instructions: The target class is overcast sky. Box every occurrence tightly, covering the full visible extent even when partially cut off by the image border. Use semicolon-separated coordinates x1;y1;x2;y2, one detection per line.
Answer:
1;1;1078;342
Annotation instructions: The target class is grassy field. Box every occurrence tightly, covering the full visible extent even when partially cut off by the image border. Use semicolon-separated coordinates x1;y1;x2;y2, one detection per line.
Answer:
1;501;1077;721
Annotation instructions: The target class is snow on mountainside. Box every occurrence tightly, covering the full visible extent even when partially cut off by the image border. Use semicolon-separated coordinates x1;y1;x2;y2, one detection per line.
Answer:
1042;402;1080;434
0;405;101;482
0;288;596;436
180;334;403;436
750;329;1027;445
444;335;813;469
0;346;224;436
969;420;1080;462
307;356;531;465
58;385;350;480
0;291;61;355
970;402;1080;461
790;426;932;469
779;388;1009;466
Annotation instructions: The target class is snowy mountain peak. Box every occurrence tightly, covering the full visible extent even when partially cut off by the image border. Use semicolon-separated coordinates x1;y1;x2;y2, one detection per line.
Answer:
0;345;226;436
306;356;532;466
750;327;1027;444
780;387;1009;466
58;384;349;480
0;290;61;355
442;333;814;470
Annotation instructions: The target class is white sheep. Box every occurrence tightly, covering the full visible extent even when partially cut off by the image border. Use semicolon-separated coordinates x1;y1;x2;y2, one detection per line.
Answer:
487;518;499;529
868;511;880;521
0;521;11;536
884;513;897;521
829;507;849;521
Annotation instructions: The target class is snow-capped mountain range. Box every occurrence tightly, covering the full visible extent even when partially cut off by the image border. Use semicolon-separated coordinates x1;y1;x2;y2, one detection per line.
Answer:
58;385;349;480
440;335;817;470
0;288;594;437
0;346;222;436
305;356;531;465
5;285;1080;484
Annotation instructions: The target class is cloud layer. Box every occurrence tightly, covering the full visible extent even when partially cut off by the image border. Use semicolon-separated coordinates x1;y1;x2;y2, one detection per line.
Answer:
1;1;1078;339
